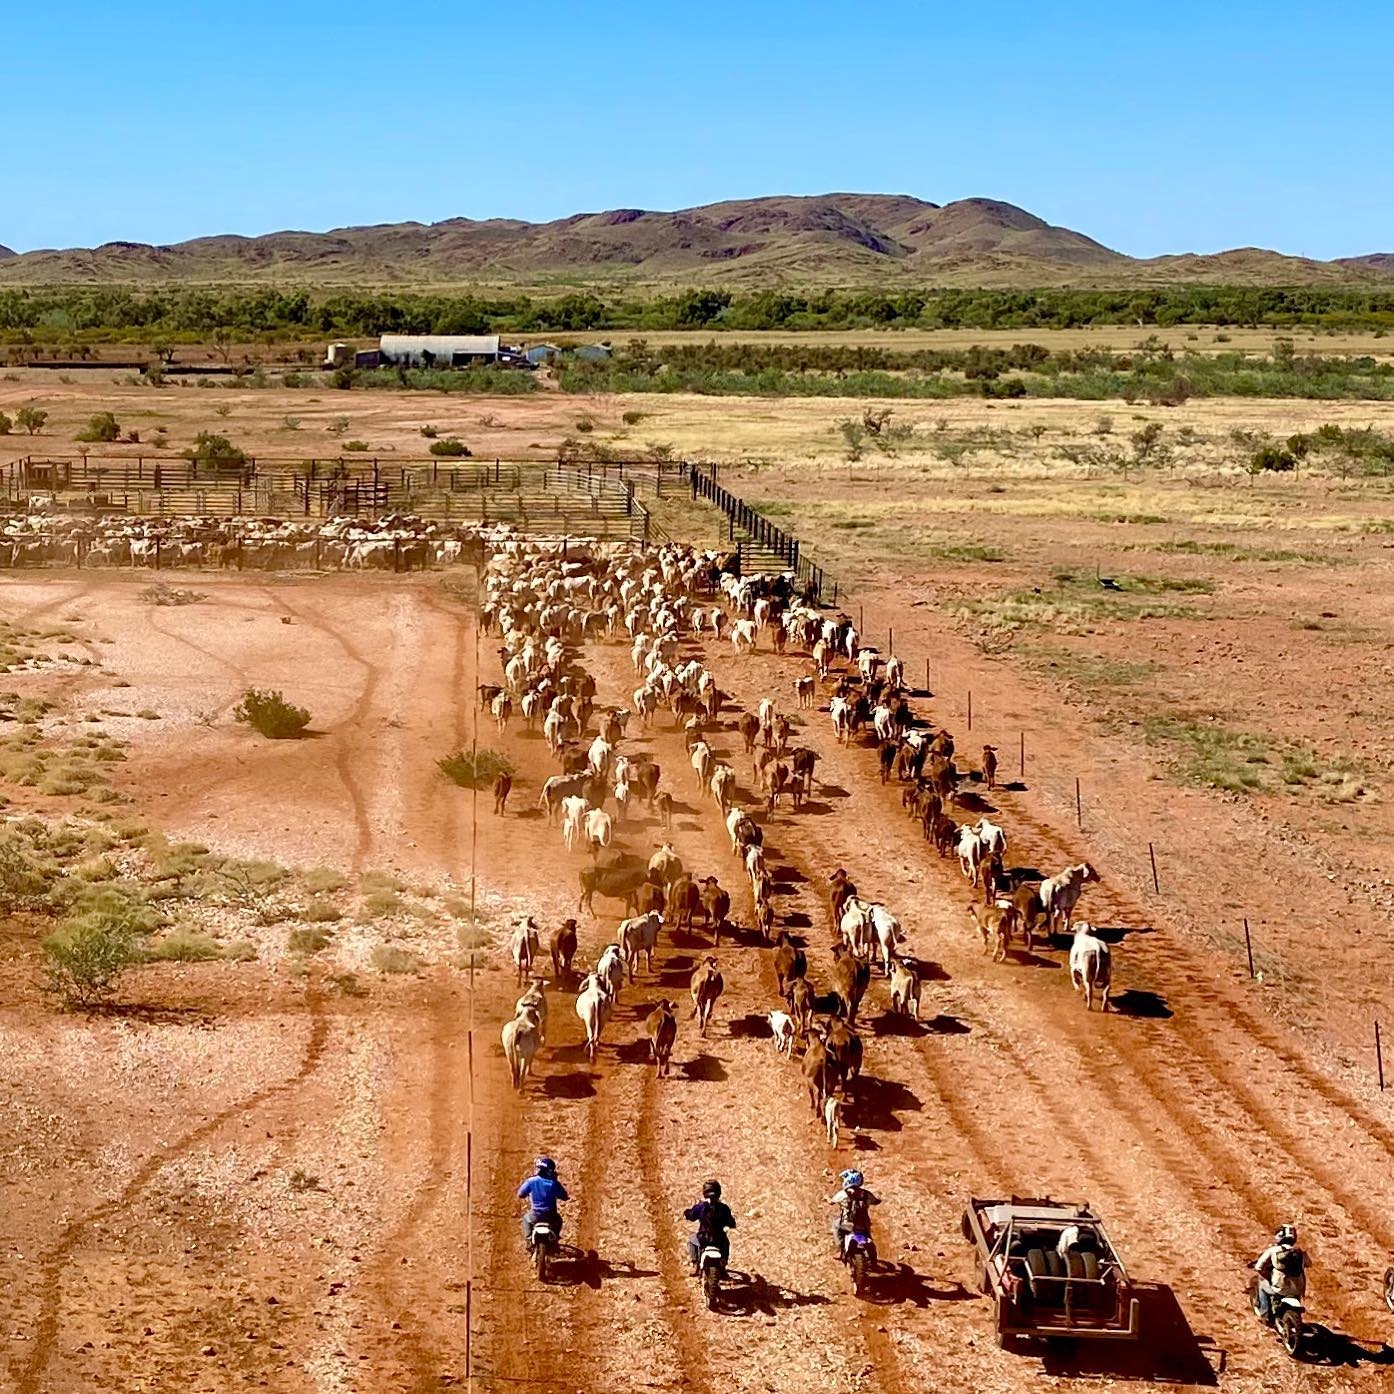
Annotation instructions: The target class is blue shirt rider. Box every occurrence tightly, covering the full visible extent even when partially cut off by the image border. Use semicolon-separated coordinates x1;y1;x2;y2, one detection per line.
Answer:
684;1179;737;1272
518;1156;569;1246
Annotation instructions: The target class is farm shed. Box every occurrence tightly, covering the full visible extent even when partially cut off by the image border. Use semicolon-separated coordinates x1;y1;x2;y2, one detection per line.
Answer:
380;334;502;368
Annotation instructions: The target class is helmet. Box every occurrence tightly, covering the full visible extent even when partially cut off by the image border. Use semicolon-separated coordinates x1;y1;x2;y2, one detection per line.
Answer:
702;1180;722;1199
535;1156;556;1177
1276;1224;1297;1246
840;1169;864;1190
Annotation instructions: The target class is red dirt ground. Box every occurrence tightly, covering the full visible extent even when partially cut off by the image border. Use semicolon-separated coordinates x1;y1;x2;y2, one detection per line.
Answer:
2;571;1393;1393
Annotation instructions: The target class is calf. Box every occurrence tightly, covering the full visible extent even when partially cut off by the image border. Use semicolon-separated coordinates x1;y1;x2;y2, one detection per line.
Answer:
824;1092;843;1147
493;771;513;816
788;976;816;1037
981;744;998;791
969;902;1018;963
767;1009;796;1057
548;918;578;980
774;932;807;997
889;958;921;1018
646;999;678;1076
795;675;815;709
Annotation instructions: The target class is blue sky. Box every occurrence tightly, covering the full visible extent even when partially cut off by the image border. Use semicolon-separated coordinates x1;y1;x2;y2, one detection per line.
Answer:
3;1;1390;259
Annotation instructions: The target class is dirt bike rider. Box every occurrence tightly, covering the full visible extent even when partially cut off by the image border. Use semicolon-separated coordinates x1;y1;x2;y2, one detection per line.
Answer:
684;1179;737;1274
1253;1224;1307;1323
517;1156;569;1250
828;1169;881;1258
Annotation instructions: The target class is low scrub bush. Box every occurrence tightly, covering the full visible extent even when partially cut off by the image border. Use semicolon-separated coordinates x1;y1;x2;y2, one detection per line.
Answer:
76;412;120;443
438;748;514;789
140;584;205;606
300;898;343;923
41;911;144;1008
371;944;424;974
301;867;347;894
145;929;224;962
288;927;332;955
428;437;471;458
235;689;311;739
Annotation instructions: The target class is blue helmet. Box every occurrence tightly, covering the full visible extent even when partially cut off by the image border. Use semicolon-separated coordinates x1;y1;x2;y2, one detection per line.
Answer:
840;1169;864;1189
535;1156;556;1177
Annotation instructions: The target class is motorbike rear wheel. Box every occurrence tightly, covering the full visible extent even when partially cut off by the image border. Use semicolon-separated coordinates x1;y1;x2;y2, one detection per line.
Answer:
533;1240;549;1282
702;1263;721;1310
851;1247;869;1297
1276;1308;1303;1358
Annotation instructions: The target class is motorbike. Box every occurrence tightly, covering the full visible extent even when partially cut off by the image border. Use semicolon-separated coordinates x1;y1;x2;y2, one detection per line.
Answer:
528;1217;558;1282
843;1230;877;1297
1247;1273;1308;1358
697;1243;726;1310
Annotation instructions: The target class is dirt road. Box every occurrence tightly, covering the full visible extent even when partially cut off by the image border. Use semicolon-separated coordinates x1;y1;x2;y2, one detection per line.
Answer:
3;572;1393;1392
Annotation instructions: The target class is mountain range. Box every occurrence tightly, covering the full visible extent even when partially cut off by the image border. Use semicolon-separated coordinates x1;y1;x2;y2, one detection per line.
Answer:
0;195;1389;288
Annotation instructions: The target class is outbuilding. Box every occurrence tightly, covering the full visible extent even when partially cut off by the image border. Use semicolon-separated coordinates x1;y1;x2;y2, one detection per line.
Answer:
379;334;502;368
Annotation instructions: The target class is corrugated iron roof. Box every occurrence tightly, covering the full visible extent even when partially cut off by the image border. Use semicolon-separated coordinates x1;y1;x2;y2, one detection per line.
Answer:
379;335;501;355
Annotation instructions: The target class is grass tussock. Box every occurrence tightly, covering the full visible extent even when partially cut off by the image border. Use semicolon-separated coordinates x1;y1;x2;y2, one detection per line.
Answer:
371;944;424;975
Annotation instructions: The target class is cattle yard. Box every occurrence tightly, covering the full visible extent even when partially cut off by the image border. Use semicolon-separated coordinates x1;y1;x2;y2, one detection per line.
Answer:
3;374;1394;1394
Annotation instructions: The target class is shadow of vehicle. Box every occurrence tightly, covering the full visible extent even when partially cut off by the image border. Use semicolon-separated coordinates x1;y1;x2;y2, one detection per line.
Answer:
1305;1324;1394;1367
860;1262;975;1308
1037;1283;1219;1385
718;1268;832;1316
1111;989;1173;1019
550;1245;660;1290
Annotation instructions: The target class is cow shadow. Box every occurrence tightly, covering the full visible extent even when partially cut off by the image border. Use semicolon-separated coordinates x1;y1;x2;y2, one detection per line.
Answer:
1007;865;1047;885
1092;922;1157;944
1002;779;1028;792
718;1269;831;1316
541;1070;597;1100
923;1013;970;1036
869;1012;930;1039
1010;949;1060;970
954;791;998;814
680;1053;727;1083
785;910;813;930
1111;989;1174;1019
798;800;836;816
615;1038;652;1066
821;784;852;799
657;955;697;988
849;1075;922;1132
861;1263;974;1309
728;1012;772;1040
770;864;807;885
1037;1283;1218;1384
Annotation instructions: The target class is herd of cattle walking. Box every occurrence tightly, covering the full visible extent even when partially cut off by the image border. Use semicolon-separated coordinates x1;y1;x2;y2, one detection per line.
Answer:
483;535;1115;1140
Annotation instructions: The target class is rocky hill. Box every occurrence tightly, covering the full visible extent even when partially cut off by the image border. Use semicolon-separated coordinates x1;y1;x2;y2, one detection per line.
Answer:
0;195;1388;287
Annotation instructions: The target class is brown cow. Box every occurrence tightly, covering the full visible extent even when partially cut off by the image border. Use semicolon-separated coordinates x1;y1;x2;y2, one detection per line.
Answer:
737;711;760;755
654;790;674;830
548;918;578;980
788;977;816;1037
828;868;858;928
690;957;724;1036
1009;883;1044;952
801;1037;837;1115
970;902;1019;963
830;946;870;1025
980;851;1006;905
982;744;999;791
698;877;731;944
820;1017;863;1084
667;873;701;932
492;771;513;816
773;932;807;997
577;863;647;917
646;999;678;1077
634;882;667;919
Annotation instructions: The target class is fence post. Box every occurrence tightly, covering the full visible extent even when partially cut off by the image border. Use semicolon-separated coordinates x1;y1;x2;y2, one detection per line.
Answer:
1243;918;1255;978
1075;777;1082;829
1148;842;1160;894
1378;1021;1385;1091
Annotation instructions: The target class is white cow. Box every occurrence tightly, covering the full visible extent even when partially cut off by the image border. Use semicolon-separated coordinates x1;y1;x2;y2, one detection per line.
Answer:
502;1007;542;1091
619;911;662;977
767;1009;796;1056
1041;862;1100;934
1068;924;1113;1011
560;795;588;853
889;959;921;1018
690;740;713;788
510;916;541;986
731;619;758;654
515;979;549;1045
597;942;627;997
867;903;903;977
584;807;613;853
575;974;614;1062
956;825;984;885
829;696;852;744
975;818;1006;860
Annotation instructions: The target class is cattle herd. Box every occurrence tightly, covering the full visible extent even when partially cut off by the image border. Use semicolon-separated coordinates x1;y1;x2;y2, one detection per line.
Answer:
0;512;492;570
484;533;1114;1185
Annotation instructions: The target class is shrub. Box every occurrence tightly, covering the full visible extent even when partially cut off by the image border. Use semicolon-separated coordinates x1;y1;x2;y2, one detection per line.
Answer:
0;411;11;435
438;748;514;789
575;416;595;433
344;440;370;452
1251;445;1297;473
16;406;48;436
140;584;205;606
145;930;224;962
234;689;311;739
288;927;331;955
301;899;343;923
371;944;424;974
419;424;439;438
301;867;347;894
41;912;143;1008
182;431;246;469
429;437;471;458
621;410;644;426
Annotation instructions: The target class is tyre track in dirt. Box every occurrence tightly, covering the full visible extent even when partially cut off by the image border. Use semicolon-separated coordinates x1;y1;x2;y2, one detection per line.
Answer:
14;989;328;1394
270;590;381;872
